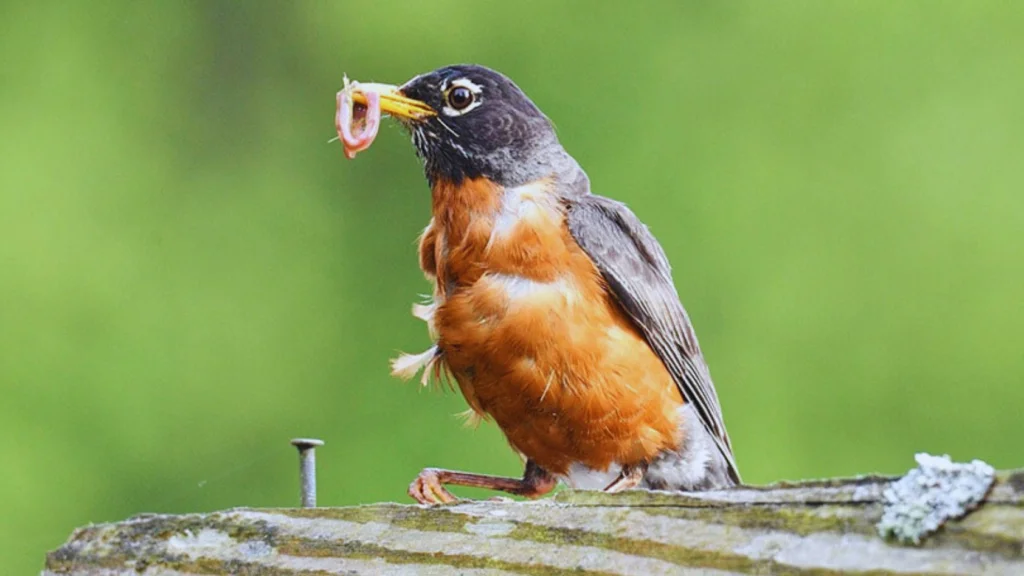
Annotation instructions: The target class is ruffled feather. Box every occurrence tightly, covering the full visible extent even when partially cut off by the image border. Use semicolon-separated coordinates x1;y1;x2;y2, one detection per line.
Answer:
390;345;440;386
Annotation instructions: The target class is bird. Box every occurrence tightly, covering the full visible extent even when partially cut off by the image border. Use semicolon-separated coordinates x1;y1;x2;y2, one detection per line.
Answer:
338;64;740;504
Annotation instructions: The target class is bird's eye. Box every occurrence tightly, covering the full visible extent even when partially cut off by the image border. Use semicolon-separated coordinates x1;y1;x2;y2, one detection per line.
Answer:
446;86;474;110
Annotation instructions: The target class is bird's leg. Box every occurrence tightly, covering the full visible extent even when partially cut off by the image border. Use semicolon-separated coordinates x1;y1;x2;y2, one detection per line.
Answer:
603;463;648;493
408;460;556;505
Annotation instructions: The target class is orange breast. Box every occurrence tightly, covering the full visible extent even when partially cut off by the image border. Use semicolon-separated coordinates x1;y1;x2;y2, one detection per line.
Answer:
421;178;683;475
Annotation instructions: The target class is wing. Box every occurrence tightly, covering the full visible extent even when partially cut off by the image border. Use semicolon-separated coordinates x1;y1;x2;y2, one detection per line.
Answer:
567;193;740;483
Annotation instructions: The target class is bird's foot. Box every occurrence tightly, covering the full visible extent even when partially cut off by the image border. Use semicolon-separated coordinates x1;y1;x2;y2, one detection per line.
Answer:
406;461;557;504
603;463;647;493
408;468;459;505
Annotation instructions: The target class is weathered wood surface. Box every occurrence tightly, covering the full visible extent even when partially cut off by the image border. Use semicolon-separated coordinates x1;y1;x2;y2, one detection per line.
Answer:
46;470;1023;575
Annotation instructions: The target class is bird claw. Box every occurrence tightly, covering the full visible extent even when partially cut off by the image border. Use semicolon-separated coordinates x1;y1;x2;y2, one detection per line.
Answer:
408;468;459;505
603;464;646;493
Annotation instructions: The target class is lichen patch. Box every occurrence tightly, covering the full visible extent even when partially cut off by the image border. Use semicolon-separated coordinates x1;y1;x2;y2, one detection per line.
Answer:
877;453;996;544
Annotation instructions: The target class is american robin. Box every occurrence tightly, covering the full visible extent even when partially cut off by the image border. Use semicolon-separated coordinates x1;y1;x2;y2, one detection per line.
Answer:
337;65;740;504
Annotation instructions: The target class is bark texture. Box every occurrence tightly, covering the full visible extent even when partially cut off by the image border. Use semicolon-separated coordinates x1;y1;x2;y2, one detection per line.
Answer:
45;469;1024;575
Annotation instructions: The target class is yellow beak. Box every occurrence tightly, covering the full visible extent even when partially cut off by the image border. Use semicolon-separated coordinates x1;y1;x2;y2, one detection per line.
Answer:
350;83;435;121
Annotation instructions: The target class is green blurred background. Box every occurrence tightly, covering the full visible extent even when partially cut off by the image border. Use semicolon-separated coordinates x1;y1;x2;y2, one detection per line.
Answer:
3;1;1022;572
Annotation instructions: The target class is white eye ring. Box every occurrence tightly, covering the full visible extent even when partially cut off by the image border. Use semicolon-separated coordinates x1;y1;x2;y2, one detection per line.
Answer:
441;78;484;116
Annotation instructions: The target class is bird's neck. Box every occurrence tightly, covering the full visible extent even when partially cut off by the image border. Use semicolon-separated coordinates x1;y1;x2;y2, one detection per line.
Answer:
430;177;504;240
425;143;589;198
427;175;569;290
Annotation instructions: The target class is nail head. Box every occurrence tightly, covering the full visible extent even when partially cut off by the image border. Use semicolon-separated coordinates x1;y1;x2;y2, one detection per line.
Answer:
291;438;325;449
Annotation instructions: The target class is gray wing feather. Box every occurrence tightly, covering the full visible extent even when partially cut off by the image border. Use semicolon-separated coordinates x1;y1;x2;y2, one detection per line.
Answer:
567;194;740;483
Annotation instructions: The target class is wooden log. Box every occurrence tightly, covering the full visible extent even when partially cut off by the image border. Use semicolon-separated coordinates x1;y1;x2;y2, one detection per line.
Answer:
45;468;1023;575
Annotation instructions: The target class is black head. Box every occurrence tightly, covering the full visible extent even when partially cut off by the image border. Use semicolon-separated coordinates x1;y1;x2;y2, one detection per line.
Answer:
393;65;566;187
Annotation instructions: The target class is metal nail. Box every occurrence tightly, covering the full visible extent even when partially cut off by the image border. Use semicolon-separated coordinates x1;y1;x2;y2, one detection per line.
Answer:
290;438;324;508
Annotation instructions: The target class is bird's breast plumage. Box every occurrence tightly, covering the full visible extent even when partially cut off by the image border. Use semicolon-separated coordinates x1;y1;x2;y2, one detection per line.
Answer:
395;177;684;473
395;177;684;476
